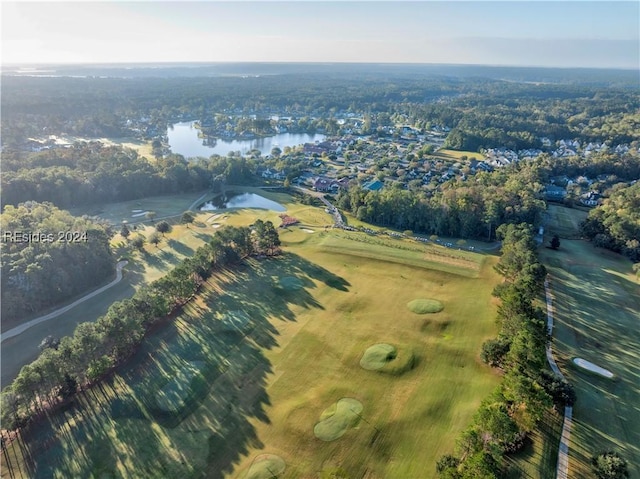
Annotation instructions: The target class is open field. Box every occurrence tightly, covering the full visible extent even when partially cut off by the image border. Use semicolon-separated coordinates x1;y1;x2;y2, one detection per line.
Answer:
433;148;483;161
2;205;503;479
69;190;208;225
543;203;588;239
539;230;640;478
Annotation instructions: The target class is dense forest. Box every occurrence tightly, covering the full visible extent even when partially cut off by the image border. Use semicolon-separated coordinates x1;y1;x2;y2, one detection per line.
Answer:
1;202;115;323
2;69;639;152
1;144;255;208
337;164;546;240
581;182;640;261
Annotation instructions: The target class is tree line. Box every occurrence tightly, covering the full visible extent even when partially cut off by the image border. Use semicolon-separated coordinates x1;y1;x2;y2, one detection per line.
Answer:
336;167;546;240
436;223;575;478
581;182;640;261
1;202;115;323
0;222;281;432
1;143;257;209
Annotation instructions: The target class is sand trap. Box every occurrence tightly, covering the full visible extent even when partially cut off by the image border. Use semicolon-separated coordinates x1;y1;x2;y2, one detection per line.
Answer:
573;358;614;378
407;299;444;314
301;228;315;233
245;454;286;479
212;223;222;228
314;398;363;441
131;209;143;213
131;211;150;218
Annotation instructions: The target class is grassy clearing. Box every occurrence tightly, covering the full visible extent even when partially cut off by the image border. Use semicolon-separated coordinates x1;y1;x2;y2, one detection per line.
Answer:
313;398;364;441
434;148;483;161
70;191;208;225
544;203;588;239
539;235;640;479
407;299;445;314
3;198;503;479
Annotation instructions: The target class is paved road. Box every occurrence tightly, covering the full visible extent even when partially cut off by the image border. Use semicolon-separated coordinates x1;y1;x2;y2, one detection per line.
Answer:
1;261;128;343
545;277;573;479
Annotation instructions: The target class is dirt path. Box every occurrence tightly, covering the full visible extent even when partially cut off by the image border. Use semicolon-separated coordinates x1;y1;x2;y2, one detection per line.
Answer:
545;277;573;479
1;261;128;343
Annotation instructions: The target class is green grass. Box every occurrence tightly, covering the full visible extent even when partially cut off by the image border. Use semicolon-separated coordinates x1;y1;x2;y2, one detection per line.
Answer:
434;149;483;161
241;454;286;479
359;344;397;370
544;204;588;239
70;191;208;225
313;398;364;441
407;299;444;314
539;237;640;479
318;231;483;278
155;361;206;414
3;201;503;479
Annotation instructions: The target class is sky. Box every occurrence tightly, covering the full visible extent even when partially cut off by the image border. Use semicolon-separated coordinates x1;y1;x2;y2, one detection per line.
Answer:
2;1;639;69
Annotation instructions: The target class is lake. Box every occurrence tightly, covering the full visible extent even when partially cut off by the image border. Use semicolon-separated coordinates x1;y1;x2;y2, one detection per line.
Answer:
168;121;325;158
200;193;286;212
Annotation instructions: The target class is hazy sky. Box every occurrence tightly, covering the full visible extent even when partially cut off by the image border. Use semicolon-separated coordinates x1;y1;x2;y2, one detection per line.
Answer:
2;1;639;69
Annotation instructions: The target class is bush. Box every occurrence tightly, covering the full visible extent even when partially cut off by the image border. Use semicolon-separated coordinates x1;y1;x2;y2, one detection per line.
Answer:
591;451;629;479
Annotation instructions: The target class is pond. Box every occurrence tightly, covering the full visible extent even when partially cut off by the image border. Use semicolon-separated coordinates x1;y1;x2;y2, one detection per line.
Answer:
200;193;286;212
168;121;326;158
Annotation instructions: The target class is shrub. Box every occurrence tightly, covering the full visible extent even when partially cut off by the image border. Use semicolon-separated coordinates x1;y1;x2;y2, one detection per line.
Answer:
591;451;629;479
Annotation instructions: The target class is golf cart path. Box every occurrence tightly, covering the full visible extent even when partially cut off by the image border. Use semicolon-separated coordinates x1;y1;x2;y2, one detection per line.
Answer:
545;277;573;479
1;261;128;342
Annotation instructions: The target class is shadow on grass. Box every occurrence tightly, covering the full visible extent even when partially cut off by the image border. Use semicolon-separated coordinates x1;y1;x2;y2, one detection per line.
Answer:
20;252;349;478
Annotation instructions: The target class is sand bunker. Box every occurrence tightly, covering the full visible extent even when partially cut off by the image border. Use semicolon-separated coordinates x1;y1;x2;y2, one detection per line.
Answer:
573;358;614;378
244;454;286;479
301;228;315;233
279;276;304;291
131;211;150;218
313;398;363;441
407;299;444;314
131;209;143;213
212;223;222;228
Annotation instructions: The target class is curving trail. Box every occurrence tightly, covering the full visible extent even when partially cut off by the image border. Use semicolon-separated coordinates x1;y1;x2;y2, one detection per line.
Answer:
545;276;573;479
1;261;128;342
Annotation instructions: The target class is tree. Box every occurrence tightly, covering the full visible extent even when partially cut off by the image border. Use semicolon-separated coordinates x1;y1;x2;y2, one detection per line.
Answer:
120;222;131;240
148;231;162;248
550;235;560;250
480;338;511;368
181;211;195;227
155;220;171;236
38;335;60;351
591;451;629;479
145;211;157;223
131;235;145;250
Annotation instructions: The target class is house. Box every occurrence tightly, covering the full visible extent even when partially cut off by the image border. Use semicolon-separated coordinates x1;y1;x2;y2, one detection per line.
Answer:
545;185;567;201
313;177;335;192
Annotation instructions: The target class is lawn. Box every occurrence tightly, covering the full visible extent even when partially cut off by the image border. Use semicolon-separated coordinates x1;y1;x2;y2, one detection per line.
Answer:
539;236;640;479
2;212;503;479
544;204;588;240
69;190;209;225
433;148;483;161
